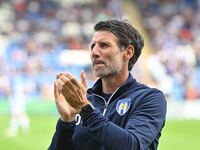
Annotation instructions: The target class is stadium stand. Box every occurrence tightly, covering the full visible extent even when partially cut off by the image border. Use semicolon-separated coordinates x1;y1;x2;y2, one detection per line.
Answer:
0;0;123;100
134;0;200;101
0;0;199;104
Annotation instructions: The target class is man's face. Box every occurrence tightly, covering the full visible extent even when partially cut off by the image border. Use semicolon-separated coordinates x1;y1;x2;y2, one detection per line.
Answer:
89;31;125;78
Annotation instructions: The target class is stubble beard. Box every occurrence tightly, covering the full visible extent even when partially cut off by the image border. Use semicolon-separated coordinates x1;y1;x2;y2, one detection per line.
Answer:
92;60;123;78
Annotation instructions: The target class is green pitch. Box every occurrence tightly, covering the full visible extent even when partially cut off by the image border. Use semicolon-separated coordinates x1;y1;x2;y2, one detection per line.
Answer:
0;116;200;150
0;100;200;150
0;115;57;150
159;119;200;150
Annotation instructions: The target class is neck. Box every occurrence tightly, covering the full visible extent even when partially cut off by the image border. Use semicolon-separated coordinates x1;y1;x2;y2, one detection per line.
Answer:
102;71;129;94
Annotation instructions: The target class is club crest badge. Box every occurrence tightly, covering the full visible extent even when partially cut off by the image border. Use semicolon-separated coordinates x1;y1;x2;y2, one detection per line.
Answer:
116;98;131;116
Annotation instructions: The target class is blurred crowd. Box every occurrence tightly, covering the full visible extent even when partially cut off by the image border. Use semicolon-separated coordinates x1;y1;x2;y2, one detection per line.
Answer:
0;0;123;100
1;0;199;102
135;0;200;101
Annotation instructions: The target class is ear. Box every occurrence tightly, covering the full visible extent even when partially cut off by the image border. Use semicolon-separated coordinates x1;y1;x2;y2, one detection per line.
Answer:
123;45;134;61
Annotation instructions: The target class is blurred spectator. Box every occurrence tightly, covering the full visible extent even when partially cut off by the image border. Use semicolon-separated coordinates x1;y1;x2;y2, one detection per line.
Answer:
1;0;199;102
0;0;123;100
4;68;30;137
135;0;200;101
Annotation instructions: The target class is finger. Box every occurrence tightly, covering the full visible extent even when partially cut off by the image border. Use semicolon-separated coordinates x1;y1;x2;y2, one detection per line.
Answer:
59;75;77;91
80;70;87;88
63;73;80;86
56;73;64;79
54;81;60;99
57;77;66;91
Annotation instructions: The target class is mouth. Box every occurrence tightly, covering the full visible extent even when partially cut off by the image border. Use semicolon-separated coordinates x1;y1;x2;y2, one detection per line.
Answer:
93;60;105;66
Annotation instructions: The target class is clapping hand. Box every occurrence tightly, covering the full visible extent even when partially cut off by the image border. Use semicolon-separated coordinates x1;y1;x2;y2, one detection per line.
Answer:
54;71;90;122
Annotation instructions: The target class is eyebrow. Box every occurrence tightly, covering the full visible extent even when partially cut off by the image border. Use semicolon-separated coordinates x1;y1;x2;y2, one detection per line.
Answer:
90;40;111;45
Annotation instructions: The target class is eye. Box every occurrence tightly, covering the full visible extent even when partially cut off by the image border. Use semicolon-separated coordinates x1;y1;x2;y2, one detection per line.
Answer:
100;42;109;49
90;43;95;50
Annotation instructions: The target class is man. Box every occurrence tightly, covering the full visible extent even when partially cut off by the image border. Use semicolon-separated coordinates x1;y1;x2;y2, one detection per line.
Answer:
5;68;30;137
48;19;167;150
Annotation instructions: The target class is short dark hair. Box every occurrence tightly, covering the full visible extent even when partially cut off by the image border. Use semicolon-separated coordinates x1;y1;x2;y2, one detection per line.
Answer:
94;19;144;71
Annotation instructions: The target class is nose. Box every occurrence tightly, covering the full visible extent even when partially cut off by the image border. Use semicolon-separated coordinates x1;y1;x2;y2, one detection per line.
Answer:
90;44;100;58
